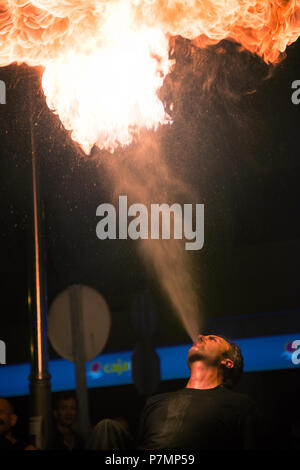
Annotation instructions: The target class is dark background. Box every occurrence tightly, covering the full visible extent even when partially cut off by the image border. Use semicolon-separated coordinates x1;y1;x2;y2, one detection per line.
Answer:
0;38;300;449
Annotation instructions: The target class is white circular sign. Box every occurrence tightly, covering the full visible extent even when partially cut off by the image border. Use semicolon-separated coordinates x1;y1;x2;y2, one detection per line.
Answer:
48;285;111;362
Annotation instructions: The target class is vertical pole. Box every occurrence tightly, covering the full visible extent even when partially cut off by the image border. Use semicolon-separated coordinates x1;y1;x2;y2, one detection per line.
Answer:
28;86;52;450
69;285;91;439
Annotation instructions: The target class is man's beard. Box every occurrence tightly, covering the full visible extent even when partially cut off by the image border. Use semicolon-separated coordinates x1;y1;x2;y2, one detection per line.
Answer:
187;349;221;368
187;350;206;366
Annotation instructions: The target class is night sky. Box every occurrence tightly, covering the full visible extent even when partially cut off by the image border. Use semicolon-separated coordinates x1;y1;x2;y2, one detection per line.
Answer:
1;38;300;365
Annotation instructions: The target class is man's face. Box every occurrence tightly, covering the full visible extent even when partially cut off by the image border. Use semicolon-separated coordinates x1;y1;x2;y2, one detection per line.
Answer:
54;399;77;428
0;399;17;436
188;335;231;367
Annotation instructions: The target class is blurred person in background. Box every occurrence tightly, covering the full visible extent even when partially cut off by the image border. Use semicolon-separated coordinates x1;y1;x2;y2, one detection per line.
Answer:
52;391;85;450
0;397;35;450
86;416;134;450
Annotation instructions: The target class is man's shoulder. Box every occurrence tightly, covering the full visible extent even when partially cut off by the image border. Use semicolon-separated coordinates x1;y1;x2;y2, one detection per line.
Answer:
220;387;257;411
145;387;257;414
145;390;181;407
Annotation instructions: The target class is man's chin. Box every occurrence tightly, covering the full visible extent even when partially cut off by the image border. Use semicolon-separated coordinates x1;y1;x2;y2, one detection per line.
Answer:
187;350;205;365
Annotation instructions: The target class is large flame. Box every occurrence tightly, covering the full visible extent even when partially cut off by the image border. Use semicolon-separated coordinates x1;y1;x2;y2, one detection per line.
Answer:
135;0;300;64
42;24;170;153
2;1;300;340
1;1;300;152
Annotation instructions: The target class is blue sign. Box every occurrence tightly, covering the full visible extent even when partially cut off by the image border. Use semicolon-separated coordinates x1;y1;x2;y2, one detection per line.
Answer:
0;333;299;397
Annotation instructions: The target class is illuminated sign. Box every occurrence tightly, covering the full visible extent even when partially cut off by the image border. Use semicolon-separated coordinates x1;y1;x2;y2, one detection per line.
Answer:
87;358;131;380
0;333;299;397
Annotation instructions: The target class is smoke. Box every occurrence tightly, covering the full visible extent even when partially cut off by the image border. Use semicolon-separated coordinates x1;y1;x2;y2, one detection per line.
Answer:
99;132;201;341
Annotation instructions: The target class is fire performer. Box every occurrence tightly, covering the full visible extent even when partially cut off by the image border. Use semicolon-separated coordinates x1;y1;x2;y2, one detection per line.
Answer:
138;335;261;450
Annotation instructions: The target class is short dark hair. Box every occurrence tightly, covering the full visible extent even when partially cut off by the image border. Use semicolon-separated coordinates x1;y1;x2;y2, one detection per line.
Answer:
220;340;244;389
53;391;78;411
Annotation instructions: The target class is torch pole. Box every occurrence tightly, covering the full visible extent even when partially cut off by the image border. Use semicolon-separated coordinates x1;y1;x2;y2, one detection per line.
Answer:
28;84;52;450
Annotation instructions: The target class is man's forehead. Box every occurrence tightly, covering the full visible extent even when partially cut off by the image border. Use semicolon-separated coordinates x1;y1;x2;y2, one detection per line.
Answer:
210;335;231;348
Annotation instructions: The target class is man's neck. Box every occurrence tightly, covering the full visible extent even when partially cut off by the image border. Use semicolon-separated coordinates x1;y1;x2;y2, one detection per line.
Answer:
185;361;223;390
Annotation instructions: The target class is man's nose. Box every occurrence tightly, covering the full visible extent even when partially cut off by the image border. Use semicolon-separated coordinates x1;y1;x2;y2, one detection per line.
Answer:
197;335;205;342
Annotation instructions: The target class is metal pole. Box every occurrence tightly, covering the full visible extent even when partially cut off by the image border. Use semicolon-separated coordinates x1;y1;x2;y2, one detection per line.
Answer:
28;84;52;450
69;285;91;439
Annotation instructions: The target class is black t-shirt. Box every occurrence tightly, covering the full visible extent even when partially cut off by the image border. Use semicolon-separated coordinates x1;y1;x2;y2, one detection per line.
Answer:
138;385;260;450
51;426;85;450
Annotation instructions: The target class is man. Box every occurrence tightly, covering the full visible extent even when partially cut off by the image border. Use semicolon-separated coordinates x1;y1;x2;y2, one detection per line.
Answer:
52;392;85;450
0;397;35;450
138;334;261;450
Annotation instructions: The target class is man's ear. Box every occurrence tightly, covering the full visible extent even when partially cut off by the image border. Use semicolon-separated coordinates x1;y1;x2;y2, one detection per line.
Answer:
220;358;234;369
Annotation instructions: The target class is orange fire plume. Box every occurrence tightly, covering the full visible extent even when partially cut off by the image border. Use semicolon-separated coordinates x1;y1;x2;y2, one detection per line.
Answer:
1;0;300;152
